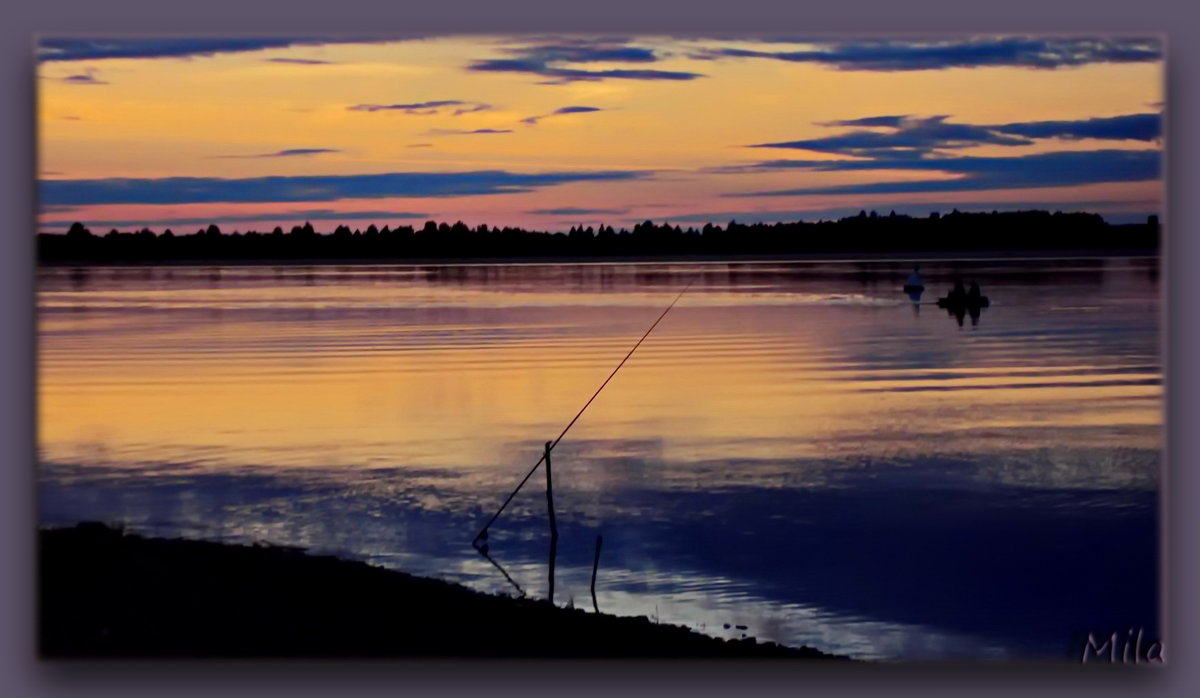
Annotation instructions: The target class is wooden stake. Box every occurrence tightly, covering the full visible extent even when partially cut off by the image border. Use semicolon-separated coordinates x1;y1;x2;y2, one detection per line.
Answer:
590;534;604;613
544;441;558;604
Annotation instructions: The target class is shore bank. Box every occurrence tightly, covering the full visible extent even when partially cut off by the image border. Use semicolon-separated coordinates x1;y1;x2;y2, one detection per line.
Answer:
40;523;848;659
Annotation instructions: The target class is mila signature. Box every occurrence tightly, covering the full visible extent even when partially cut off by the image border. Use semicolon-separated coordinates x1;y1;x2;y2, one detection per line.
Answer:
1081;628;1164;664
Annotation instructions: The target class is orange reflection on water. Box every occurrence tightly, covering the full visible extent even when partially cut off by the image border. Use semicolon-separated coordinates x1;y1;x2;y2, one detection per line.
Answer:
39;265;1161;490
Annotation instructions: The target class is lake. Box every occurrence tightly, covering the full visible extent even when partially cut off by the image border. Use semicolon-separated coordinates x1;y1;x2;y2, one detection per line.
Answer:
37;258;1161;661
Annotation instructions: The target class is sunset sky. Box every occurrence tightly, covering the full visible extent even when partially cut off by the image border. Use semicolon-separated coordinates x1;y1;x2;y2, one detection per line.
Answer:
36;35;1163;233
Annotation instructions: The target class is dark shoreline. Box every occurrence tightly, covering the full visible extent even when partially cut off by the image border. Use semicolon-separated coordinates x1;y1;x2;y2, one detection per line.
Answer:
40;523;850;660
36;248;1159;268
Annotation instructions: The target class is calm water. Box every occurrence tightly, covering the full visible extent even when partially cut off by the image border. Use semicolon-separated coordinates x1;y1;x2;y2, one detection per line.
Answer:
37;259;1161;661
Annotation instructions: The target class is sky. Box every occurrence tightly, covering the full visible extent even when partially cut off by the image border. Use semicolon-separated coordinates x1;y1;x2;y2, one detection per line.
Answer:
36;35;1164;233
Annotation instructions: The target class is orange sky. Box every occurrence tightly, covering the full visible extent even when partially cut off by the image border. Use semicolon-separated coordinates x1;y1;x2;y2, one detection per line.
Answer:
36;35;1164;232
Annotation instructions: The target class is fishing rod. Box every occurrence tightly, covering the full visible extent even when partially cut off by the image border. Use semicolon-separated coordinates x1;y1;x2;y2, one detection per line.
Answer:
471;273;698;549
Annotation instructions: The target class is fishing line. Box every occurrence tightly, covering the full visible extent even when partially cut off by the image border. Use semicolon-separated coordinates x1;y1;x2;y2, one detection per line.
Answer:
472;273;698;547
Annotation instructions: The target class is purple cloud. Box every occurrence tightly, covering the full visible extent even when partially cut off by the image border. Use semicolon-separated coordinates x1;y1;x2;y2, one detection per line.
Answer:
467;40;703;83
265;57;332;65
426;128;512;136
40;169;650;205
521;105;603;125
38;37;398;62
211;148;341;159
747;113;1161;159
527;206;628;215
59;68;107;85
721;150;1160;197
689;37;1162;71
348;100;492;116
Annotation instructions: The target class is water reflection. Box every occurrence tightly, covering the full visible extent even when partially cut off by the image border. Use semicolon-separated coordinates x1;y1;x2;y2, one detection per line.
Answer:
38;443;1157;661
36;258;1160;661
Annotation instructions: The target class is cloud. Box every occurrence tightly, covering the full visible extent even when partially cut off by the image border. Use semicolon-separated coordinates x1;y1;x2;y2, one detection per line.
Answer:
39;204;81;214
406;143;433;148
467;39;703;82
348;100;492;116
751;115;1034;158
689;37;1162;71
818;115;909;128
425;128;512;136
994;113;1161;142
210;148;341;159
723;150;1161;197
527;207;629;215
58;68;107;85
521;105;603;125
39;169;651;206
37;37;390;62
40;209;431;230
264;57;332;65
748;113;1162;159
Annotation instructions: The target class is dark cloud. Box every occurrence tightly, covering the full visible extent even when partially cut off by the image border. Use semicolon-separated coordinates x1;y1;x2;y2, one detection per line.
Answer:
521;105;603;125
554;106;603;115
40;209;431;230
527;206;629;215
748;113;1162;159
467;40;703;82
37;37;391;62
264;57;332;65
724;150;1161;197
690;37;1162;71
348;100;492;116
39;169;651;206
59;68;107;85
818;115;909;128
994;113;1161;142
211;148;341;159
426;128;512;136
751;116;1034;158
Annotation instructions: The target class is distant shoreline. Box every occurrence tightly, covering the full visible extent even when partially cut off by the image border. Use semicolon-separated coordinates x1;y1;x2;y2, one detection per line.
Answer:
36;248;1159;268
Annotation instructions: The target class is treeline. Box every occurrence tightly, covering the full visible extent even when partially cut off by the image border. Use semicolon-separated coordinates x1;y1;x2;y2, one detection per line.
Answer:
37;209;1160;263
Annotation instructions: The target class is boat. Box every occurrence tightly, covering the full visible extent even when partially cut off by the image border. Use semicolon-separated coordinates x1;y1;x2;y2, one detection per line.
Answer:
936;295;989;309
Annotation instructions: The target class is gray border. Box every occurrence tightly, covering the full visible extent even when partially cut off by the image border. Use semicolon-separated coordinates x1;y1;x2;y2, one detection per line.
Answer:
5;1;1195;696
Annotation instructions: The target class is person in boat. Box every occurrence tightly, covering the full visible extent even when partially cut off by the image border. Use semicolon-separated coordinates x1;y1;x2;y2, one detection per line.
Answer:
948;279;966;303
904;265;924;292
967;281;982;303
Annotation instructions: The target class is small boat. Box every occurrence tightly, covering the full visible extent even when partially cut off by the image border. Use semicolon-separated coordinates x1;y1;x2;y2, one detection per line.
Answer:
938;280;988;309
937;295;989;309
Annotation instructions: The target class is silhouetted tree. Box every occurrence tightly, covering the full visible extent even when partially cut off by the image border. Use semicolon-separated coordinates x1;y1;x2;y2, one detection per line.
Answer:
36;210;1157;263
66;222;91;239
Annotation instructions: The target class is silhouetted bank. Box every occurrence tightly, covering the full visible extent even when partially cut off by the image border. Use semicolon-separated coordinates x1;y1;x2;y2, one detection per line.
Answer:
40;523;847;659
38;210;1159;264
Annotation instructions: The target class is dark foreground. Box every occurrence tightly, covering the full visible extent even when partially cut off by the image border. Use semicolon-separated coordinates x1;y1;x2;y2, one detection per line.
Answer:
40;523;847;659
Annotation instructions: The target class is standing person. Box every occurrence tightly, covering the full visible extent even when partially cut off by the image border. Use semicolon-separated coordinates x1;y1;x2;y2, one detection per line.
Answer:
904;265;924;292
950;279;966;302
